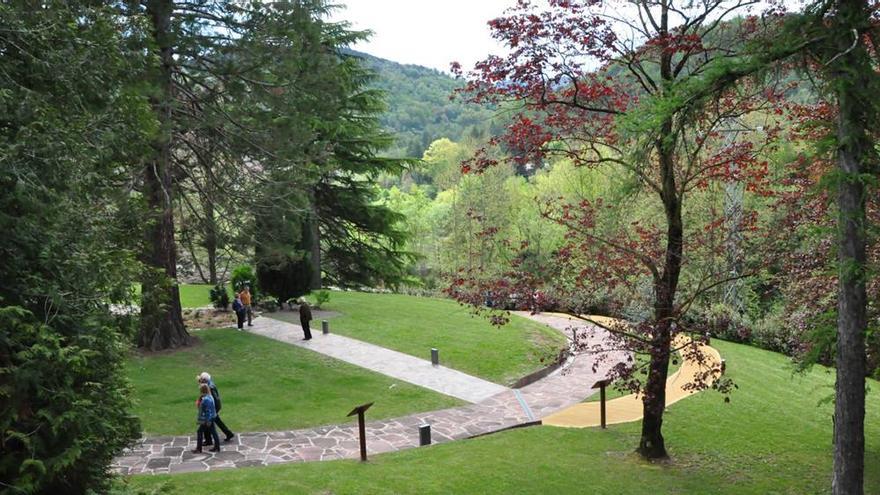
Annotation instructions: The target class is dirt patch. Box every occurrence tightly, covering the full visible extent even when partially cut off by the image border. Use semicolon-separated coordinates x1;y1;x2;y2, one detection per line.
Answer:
182;307;238;330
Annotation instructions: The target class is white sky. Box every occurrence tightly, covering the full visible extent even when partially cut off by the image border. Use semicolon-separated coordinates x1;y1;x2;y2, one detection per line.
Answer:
328;0;809;73
329;0;515;73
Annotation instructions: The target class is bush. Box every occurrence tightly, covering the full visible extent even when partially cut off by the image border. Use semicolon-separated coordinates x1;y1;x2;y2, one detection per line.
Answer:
314;289;331;309
231;265;257;299
747;304;791;354
0;307;141;494
256;255;310;307
209;284;230;310
701;303;752;343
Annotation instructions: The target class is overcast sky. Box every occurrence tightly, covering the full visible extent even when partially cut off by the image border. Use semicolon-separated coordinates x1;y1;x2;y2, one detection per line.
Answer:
328;1;809;73
329;0;514;73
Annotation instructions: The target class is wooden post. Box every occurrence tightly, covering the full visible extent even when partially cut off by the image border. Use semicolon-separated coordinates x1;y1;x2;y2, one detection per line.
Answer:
592;379;610;429
346;402;374;462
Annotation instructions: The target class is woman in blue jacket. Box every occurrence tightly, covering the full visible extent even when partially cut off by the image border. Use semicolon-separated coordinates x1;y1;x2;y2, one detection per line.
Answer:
192;383;220;453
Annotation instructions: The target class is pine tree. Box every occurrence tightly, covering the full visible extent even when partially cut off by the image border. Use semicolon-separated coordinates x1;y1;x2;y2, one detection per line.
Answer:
0;2;147;491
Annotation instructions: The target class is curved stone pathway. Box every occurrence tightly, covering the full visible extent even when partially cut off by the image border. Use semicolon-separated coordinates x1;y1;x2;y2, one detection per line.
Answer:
114;313;624;475
543;328;724;427
249;317;509;403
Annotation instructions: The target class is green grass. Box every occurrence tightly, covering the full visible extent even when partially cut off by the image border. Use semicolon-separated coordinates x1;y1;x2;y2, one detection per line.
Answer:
127;328;462;435
177;283;219;308
128;339;880;494
269;291;567;385
132;283;230;308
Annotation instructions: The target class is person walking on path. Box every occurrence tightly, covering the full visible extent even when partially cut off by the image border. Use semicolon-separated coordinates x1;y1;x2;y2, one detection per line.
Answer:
299;298;312;340
239;286;253;326
192;382;220;453
198;372;234;445
232;294;246;330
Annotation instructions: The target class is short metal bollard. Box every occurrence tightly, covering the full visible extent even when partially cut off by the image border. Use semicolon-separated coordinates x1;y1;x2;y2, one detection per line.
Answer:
418;424;432;446
430;348;439;366
322;320;329;334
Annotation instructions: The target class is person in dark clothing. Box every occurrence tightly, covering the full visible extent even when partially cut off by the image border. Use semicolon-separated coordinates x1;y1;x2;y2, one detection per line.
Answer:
192;382;220;453
198;372;234;445
299;298;312;340
232;294;246;330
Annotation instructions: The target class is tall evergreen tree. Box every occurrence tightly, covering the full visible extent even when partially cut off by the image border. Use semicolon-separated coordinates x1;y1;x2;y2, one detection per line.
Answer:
815;0;877;491
133;0;355;348
251;5;412;294
139;0;189;350
0;2;147;491
313;53;412;289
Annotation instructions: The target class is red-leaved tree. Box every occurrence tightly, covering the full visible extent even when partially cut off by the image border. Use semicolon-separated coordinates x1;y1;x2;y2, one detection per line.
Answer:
451;0;793;459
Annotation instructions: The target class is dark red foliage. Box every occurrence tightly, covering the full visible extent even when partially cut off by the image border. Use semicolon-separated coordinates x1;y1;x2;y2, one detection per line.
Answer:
448;1;793;455
769;101;880;374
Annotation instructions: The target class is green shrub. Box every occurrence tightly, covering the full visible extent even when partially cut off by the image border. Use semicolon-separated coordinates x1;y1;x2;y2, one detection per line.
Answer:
209;284;230;310
256;255;311;307
0;307;141;494
314;289;330;309
231;265;257;299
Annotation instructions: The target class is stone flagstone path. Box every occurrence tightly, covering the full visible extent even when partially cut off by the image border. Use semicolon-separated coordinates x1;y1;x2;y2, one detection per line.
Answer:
114;313;628;475
247;317;509;403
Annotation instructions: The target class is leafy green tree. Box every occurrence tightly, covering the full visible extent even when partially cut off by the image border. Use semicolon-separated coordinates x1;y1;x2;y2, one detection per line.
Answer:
349;50;499;158
0;2;147;491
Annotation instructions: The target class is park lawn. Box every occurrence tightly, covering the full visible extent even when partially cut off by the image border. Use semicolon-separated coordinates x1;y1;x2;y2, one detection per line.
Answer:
132;283;229;308
269;291;567;386
128;339;880;494
177;283;217;308
126;328;462;436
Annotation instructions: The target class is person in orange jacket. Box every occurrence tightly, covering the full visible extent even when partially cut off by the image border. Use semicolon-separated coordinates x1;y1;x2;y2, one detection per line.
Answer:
238;285;253;326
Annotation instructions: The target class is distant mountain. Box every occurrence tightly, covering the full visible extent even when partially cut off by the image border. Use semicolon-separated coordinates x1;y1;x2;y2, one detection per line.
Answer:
346;50;500;158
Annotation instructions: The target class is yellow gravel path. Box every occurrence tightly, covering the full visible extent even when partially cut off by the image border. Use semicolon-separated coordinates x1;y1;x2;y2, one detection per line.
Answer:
542;315;723;428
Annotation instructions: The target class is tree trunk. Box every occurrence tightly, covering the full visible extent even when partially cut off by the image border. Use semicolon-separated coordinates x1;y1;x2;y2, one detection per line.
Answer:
638;5;679;459
204;194;218;285
830;0;869;491
309;203;322;290
638;139;681;460
139;0;189;351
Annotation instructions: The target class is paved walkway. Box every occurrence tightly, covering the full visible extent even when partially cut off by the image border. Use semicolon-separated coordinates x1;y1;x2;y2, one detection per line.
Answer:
114;313;623;475
248;317;509;403
543;328;723;427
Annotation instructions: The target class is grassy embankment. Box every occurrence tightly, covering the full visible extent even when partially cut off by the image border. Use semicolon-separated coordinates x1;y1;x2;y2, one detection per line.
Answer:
129;339;880;494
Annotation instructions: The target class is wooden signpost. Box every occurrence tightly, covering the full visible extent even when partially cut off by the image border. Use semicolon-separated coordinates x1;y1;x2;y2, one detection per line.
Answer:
592;379;610;429
347;402;374;461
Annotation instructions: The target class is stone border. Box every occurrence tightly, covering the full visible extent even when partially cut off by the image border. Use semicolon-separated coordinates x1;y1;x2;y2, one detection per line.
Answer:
467;419;544;439
510;347;572;389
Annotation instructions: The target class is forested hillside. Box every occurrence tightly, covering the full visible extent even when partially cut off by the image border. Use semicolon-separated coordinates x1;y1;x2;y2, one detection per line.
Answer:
348;50;499;157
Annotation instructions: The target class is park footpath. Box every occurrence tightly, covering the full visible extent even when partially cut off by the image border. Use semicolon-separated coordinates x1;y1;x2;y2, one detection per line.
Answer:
113;314;629;475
